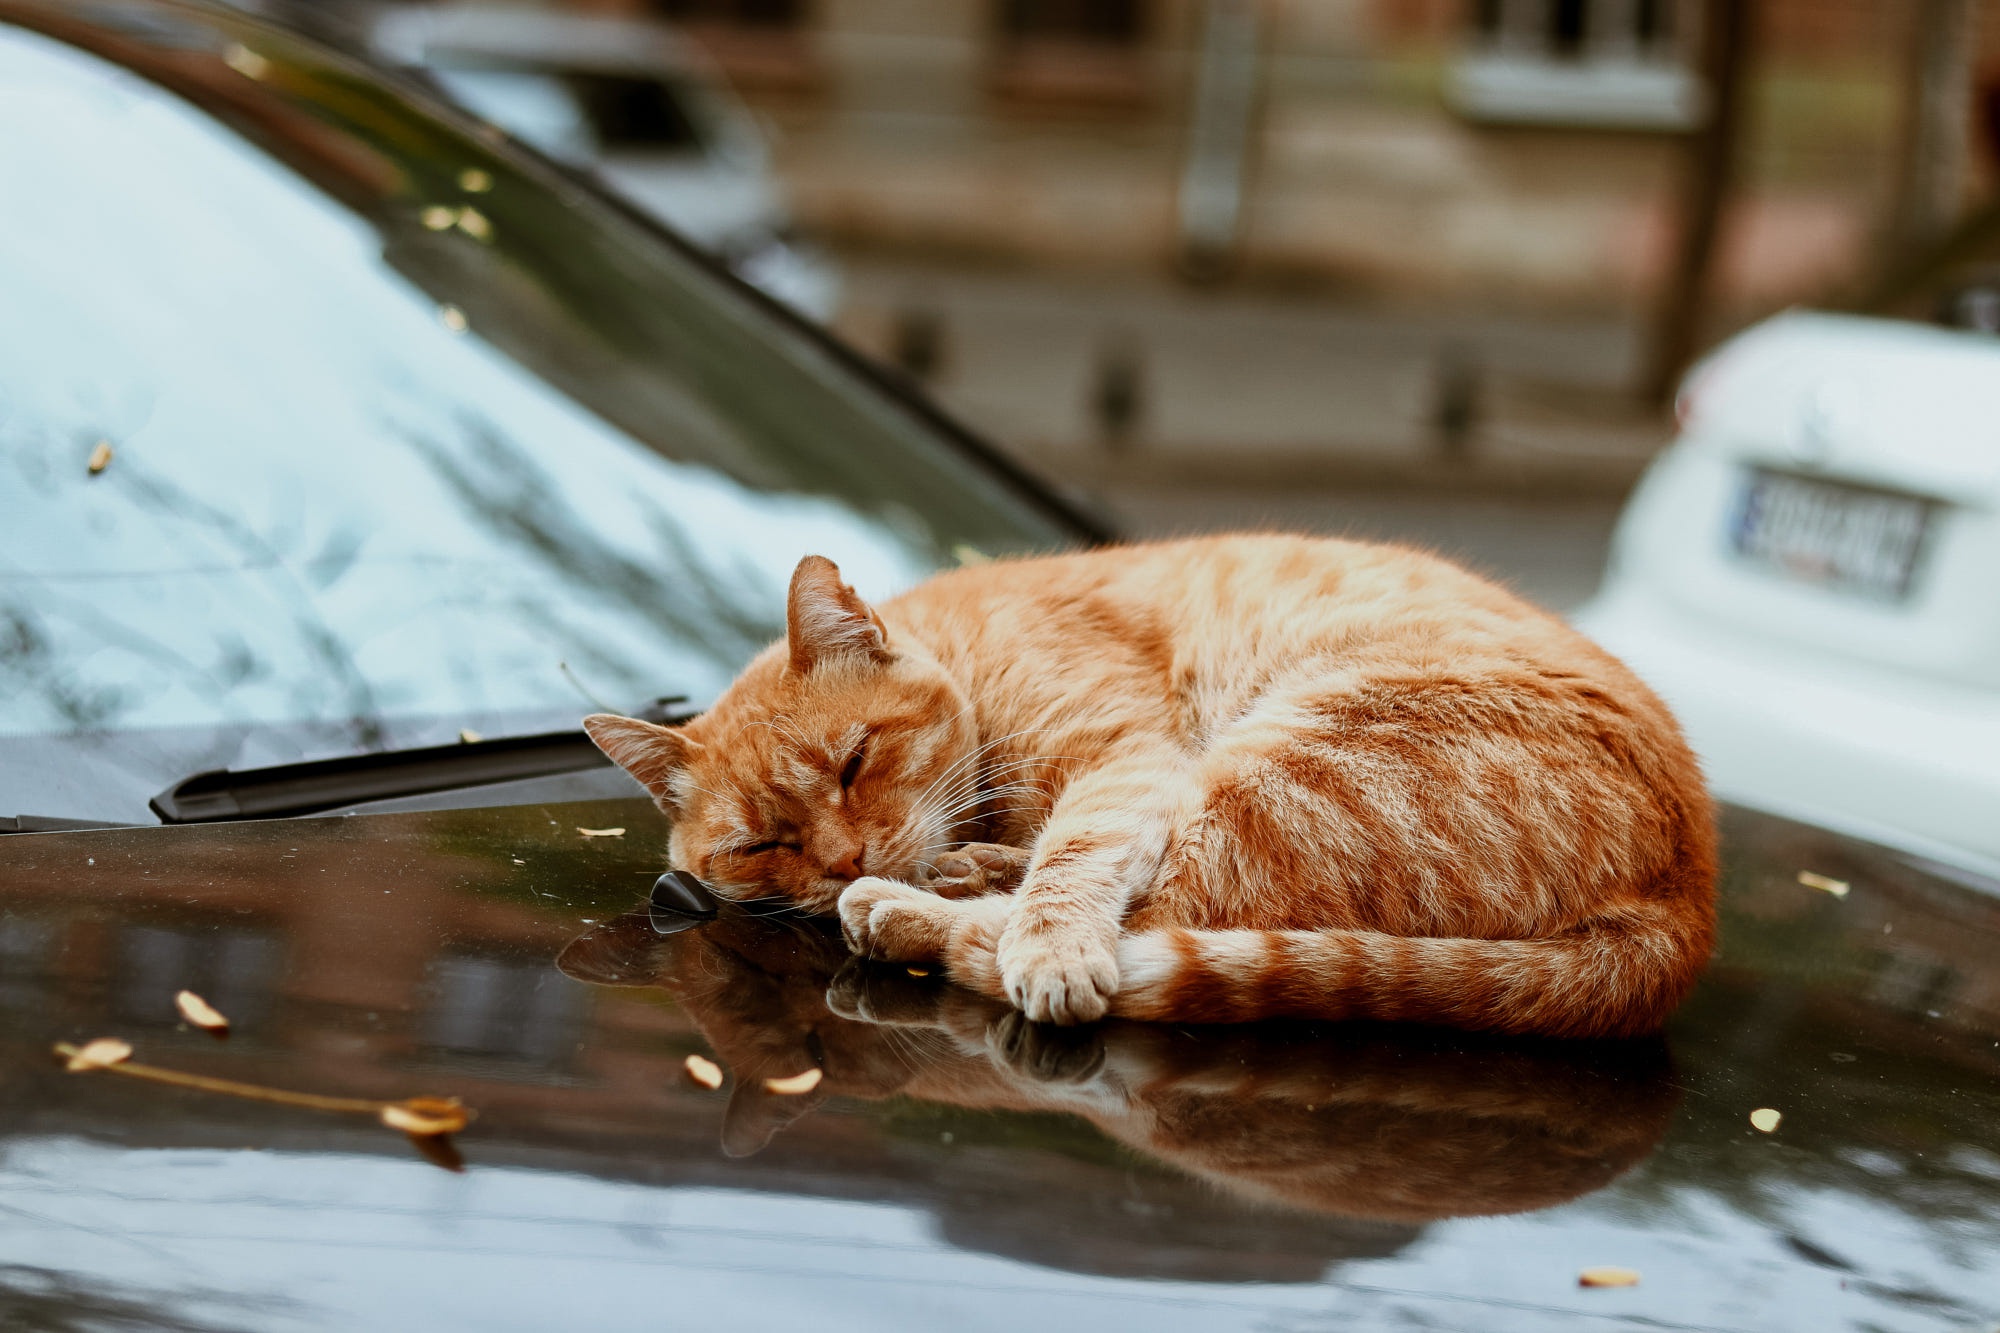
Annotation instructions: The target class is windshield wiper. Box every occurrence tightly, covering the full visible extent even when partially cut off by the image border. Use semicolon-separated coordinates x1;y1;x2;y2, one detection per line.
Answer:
150;698;695;824
1;815;139;835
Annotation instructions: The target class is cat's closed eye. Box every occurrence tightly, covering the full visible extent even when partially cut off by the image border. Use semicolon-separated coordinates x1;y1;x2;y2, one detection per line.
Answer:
838;738;868;790
740;840;800;857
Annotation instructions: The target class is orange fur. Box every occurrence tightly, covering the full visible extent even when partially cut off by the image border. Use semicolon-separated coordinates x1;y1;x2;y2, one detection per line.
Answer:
585;535;1716;1038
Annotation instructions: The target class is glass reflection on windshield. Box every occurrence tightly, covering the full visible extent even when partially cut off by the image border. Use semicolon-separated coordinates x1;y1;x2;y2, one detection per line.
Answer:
0;25;919;740
0;18;1077;820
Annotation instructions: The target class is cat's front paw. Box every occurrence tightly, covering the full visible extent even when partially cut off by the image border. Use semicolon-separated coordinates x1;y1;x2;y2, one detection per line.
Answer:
997;924;1119;1025
836;877;951;962
920;843;1029;899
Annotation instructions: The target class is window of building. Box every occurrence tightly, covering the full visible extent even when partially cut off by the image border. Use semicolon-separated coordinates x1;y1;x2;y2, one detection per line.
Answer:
1453;0;1701;130
990;0;1151;107
644;0;816;92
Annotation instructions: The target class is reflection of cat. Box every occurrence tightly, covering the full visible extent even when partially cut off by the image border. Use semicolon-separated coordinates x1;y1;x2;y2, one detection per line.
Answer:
559;908;1678;1221
586;538;1716;1037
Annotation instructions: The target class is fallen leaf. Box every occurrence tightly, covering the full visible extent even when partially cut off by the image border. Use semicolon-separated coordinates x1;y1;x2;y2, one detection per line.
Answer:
906;965;931;977
952;543;992;566
222;43;271;80
1578;1266;1640;1288
763;1068;823;1096
420;205;458;231
683;1054;724;1090
404;1131;465;1173
175;990;230;1035
380;1096;472;1136
458;728;483;744
458;167;493;193
576;827;626;839
455;207;492;241
439;304;468;333
1749;1107;1783;1133
63;1038;133;1072
1797;870;1849;898
86;441;113;475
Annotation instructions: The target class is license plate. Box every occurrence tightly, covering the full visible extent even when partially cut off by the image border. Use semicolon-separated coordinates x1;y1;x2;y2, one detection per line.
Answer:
1730;468;1937;601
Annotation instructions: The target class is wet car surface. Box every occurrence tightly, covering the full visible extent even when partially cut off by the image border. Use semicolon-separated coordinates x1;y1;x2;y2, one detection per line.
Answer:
4;4;1999;1329
2;803;1996;1331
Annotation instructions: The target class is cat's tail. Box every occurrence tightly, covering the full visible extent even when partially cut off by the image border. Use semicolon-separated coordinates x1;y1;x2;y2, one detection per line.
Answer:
1098;900;1712;1039
942;897;1712;1038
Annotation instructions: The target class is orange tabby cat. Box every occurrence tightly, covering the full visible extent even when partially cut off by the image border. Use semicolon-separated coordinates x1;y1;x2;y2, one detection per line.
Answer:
585;534;1716;1038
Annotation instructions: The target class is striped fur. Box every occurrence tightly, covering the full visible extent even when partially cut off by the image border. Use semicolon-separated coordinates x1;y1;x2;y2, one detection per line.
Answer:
584;535;1716;1039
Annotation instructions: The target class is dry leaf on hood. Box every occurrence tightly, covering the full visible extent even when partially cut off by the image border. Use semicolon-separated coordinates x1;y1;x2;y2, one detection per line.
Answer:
683;1054;725;1090
380;1096;472;1137
86;441;114;475
63;1038;133;1072
762;1068;823;1096
1749;1107;1783;1133
576;827;626;839
175;990;230;1035
1578;1267;1640;1288
1796;870;1849;898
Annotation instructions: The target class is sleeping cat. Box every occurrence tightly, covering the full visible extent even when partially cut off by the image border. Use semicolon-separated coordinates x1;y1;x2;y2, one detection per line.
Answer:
585;534;1716;1038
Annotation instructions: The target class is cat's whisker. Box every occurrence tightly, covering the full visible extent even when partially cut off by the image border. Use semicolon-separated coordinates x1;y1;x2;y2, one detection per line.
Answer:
911;727;1058;815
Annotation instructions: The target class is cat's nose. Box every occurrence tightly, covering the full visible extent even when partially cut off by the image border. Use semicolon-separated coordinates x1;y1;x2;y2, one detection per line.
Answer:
826;848;865;881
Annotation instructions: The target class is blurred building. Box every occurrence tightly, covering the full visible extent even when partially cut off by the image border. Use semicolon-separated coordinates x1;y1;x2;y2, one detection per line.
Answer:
494;0;2000;316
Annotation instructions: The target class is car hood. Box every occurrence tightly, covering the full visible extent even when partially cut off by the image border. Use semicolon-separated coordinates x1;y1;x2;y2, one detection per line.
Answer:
0;800;1997;1330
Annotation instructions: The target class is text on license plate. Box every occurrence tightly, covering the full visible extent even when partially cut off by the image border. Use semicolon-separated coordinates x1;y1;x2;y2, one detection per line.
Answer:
1730;468;1937;601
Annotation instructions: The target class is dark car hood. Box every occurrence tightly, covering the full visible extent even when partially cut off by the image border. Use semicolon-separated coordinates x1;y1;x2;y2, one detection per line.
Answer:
0;801;1996;1331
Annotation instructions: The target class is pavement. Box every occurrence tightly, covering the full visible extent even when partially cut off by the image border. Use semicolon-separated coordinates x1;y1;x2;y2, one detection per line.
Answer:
835;256;1672;498
833;256;1650;608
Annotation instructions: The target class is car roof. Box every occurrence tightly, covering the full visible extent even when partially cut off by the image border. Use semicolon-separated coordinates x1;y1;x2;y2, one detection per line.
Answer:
370;5;710;78
1;799;1996;1328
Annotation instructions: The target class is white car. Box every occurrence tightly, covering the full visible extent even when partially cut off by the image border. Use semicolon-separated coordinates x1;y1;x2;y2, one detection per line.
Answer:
1575;310;2000;877
371;6;840;321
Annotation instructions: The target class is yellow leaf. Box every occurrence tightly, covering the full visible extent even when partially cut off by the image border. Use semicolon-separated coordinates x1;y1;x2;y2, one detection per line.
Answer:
762;1068;823;1096
380;1096;472;1136
87;441;113;475
1578;1266;1640;1288
175;990;229;1034
576;827;626;838
683;1054;724;1090
222;44;271;80
64;1038;133;1072
1749;1107;1782;1133
458;167;493;194
1796;870;1849;898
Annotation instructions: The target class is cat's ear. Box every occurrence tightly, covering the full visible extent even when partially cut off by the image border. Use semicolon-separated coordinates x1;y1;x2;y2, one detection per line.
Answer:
720;1068;828;1157
786;555;890;674
582;713;702;802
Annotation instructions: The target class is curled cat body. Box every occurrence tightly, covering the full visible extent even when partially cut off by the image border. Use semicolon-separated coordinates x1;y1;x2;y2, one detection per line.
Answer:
585;534;1717;1038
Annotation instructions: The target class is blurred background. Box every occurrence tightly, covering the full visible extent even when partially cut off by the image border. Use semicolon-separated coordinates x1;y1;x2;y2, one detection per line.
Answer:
246;0;2000;611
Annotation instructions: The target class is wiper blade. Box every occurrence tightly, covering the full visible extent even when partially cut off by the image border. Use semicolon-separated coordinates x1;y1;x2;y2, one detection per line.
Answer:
150;698;695;824
1;815;139;836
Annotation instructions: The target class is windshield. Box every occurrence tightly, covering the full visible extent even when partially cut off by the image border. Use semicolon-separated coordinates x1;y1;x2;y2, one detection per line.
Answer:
0;5;1085;823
